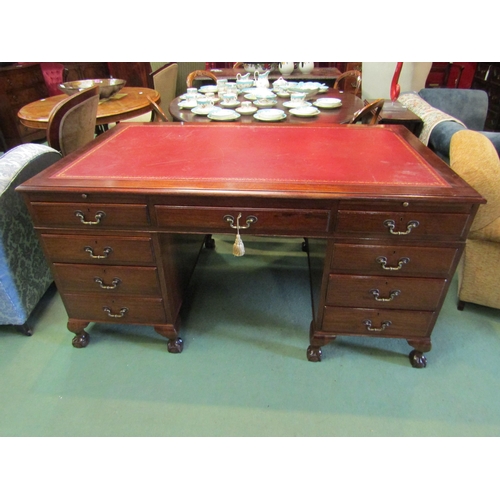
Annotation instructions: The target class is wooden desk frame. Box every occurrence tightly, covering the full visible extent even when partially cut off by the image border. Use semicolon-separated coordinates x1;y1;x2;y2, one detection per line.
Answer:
18;123;484;368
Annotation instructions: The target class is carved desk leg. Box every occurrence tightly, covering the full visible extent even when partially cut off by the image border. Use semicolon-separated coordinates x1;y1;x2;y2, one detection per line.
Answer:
407;338;432;368
204;234;216;249
307;322;335;362
154;325;183;353
68;319;90;348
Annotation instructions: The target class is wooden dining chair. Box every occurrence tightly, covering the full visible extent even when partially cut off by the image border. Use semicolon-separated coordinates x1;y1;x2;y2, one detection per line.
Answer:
348;98;385;125
147;96;170;122
186;70;218;88
47;85;99;156
147;63;178;121
334;70;362;97
233;62;244;68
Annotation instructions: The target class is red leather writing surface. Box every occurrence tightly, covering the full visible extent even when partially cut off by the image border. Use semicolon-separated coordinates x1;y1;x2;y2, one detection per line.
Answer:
55;124;448;187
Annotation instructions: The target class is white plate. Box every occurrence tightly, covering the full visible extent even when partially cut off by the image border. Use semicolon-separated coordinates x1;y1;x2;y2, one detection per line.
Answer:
313;98;342;109
200;85;218;93
191;105;220;115
235;106;257;115
289;106;320;117
283;100;313;108
178;101;197;109
220;100;240;108
207;109;241;121
254;109;287;122
180;92;203;99
254;99;278;108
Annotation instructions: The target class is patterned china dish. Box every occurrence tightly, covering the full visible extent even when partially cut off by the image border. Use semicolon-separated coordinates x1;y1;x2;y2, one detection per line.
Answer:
254;99;278;108
285;81;328;97
313;97;342;109
191;105;220;116
243;89;276;101
235;104;258;115
199;85;219;93
283;100;312;109
207;109;241;121
254;109;287;122
220;99;240;108
178;100;197;109
289;106;320;117
59;78;126;99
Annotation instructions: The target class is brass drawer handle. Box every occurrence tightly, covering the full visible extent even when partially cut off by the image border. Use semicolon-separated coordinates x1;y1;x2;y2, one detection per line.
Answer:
223;213;258;257
363;320;392;332
370;289;401;302
94;277;121;290
376;256;410;271
75;210;106;225
223;213;258;229
103;306;128;318
84;246;113;259
384;219;419;235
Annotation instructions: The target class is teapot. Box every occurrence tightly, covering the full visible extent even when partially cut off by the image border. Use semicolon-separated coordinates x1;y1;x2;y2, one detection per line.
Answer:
254;70;270;88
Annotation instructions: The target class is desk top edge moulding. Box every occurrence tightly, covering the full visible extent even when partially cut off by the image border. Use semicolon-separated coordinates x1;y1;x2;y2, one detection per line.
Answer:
17;123;484;368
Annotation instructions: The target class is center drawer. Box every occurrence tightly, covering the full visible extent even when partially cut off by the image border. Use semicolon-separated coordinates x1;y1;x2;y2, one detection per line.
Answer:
53;264;161;296
154;206;331;235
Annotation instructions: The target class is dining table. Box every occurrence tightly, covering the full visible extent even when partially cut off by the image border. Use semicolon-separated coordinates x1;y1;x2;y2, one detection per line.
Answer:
169;89;364;125
17;87;160;130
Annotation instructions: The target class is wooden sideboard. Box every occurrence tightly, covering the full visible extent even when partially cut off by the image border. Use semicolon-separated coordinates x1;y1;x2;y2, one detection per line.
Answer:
18;123;484;368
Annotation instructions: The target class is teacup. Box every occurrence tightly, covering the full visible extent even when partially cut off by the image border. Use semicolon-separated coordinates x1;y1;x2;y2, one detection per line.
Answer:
290;92;307;105
225;82;238;94
197;97;214;109
222;93;238;105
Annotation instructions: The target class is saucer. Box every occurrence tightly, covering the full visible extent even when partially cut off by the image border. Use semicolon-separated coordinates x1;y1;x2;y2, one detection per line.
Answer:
254;109;287;122
289;106;320;117
283;100;312;108
180;92;203;100
178;101;197;109
199;85;218;93
254;99;277;108
220;100;240;108
207;109;241;121
235;105;257;115
313;98;342;109
191;105;220;116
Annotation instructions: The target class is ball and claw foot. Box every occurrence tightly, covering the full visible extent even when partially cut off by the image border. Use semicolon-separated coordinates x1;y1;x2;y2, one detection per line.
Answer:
409;349;427;368
307;345;322;362
167;337;183;353
72;332;90;348
204;235;216;249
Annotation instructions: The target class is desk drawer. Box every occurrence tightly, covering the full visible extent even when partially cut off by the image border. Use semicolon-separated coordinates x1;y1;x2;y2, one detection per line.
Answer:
155;206;330;235
335;210;469;239
326;274;447;310
53;264;161;296
31;203;150;228
40;234;156;265
322;306;435;338
63;294;166;324
330;243;459;277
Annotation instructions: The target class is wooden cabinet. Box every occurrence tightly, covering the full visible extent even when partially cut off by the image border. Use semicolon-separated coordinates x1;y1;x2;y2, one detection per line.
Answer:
472;62;500;131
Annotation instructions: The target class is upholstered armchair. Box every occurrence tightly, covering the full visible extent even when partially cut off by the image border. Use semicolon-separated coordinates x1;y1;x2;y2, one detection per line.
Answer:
399;88;500;163
449;130;500;310
418;88;500;163
0;144;62;334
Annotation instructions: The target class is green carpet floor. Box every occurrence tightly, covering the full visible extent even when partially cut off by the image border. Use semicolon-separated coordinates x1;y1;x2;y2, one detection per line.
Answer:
1;235;500;437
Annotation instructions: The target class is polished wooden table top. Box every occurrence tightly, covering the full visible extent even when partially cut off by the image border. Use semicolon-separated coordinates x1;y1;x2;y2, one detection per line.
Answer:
169;90;364;125
200;67;342;83
17;87;160;129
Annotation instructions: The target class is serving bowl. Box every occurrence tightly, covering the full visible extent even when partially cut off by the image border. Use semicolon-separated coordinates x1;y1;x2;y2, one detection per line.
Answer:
59;79;126;99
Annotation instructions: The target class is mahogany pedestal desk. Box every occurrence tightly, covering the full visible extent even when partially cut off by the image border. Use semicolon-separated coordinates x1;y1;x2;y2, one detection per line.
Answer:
17;123;484;367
